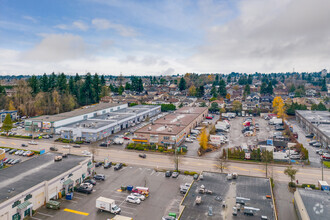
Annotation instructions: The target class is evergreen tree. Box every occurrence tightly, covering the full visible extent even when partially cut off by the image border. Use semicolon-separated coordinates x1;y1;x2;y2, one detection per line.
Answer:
125;82;131;90
289;84;296;93
138;78;144;92
227;75;231;84
244;84;251;95
28;75;40;96
40;73;49;92
74;73;81;82
93;73;101;102
321;77;327;91
179;77;186;91
247;74;253;84
211;85;217;97
57;73;68;94
80;73;94;105
100;75;106;86
1;113;13;135
69;76;75;94
260;82;268;94
267;81;273;94
49;72;57;91
218;79;227;97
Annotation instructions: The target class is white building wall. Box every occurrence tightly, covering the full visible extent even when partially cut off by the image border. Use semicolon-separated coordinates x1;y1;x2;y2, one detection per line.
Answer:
0;157;90;220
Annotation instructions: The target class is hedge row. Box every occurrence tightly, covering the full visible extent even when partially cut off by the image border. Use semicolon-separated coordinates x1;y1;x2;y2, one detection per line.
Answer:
55;138;84;144
126;143;187;154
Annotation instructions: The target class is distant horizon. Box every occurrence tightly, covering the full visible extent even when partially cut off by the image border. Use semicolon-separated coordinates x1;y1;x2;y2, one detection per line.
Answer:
1;0;330;75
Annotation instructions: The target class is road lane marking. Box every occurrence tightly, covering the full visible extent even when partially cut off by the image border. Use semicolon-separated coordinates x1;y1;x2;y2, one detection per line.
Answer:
11;142;16;145
231;166;249;171
1;141;5;144
253;168;266;173
63;208;89;216
36;212;53;217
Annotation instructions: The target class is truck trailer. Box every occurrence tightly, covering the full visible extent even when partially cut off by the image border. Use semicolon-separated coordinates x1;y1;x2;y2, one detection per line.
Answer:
96;197;121;214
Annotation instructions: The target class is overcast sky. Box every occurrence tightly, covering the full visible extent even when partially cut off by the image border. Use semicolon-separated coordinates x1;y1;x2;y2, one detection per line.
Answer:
1;0;330;75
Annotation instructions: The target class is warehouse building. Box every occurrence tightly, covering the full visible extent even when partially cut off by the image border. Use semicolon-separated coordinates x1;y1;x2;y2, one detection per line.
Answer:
58;105;161;142
295;110;330;148
25;103;127;133
179;172;276;220
24;103;161;142
133;107;208;148
294;188;330;220
0;153;93;220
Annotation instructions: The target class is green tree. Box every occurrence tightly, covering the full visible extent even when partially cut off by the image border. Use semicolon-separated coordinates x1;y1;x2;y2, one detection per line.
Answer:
199;102;207;107
161;104;176;112
40;73;49;92
93;73;101;102
125;82;131;90
284;166;298;183
218;79;227;97
179;77;186;91
56;73;68;94
244;84;251;95
209;102;219;113
28;75;40;96
260;82;268;94
321;77;327;91
100;75;106;86
1;113;13;135
118;85;124;95
289;84;296;93
266;81;273;94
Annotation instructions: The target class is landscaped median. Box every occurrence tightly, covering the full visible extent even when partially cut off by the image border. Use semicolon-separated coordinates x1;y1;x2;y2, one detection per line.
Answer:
126;143;187;154
323;161;330;168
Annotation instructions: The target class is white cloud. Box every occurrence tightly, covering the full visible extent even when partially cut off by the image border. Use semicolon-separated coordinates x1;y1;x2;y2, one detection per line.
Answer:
73;21;89;31
187;0;330;73
92;18;138;37
55;21;89;31
22;15;37;23
22;34;86;62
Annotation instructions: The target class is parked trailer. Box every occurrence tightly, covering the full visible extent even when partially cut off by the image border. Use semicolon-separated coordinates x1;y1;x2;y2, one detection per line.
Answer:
318;180;330;191
243;207;260;216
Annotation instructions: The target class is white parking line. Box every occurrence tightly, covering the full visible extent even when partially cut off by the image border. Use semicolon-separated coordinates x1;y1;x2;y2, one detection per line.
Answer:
120;205;138;210
37;212;54;217
150;170;155;176
121;210;134;216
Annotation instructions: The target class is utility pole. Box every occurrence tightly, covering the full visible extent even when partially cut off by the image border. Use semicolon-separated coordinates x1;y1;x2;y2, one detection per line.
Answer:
321;156;324;181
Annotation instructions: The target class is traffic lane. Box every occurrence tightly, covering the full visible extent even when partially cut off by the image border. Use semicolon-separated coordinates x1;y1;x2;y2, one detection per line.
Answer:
34;166;191;220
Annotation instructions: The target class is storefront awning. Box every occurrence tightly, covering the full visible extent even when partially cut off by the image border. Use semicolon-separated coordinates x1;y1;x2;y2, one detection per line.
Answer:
63;178;73;186
17;201;32;211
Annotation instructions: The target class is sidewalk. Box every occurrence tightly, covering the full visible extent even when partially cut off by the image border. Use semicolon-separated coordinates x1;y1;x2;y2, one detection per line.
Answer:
274;181;298;220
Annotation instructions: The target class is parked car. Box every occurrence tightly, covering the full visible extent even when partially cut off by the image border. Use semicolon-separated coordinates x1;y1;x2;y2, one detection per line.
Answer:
305;133;314;138
123;137;130;140
11;159;21;165
293;132;298;139
162;216;177;220
9;149;17;154
27;151;34;157
139;154;146;158
15;150;23;155
84;179;97;185
114;163;123;171
126;195;141;204
6;159;13;164
76;185;93;194
94;174;105;181
185;138;194;143
316;149;324;155
130;193;145;201
104;162;112;169
172;172;179;178
309;140;318;145
193;174;199;180
165;171;172;177
23;151;30;156
95;162;103;167
73;145;81;148
62;153;68;158
21;144;28;147
313;142;322;147
54;156;62;161
275;126;284;131
50;146;58;151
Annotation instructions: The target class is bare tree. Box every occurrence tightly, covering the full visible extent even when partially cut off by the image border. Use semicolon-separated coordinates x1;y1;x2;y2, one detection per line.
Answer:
217;149;227;173
173;147;181;171
89;141;98;162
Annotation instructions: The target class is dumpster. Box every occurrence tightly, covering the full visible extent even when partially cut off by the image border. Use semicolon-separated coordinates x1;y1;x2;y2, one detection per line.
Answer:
46;200;61;210
127;185;133;192
66;192;73;200
121;186;127;191
169;213;177;218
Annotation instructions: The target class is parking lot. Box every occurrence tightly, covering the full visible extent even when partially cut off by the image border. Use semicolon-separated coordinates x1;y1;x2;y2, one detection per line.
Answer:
1;147;36;166
33;165;193;220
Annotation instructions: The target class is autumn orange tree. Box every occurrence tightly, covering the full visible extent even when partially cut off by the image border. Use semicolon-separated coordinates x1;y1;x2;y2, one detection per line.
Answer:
198;128;208;150
272;96;286;119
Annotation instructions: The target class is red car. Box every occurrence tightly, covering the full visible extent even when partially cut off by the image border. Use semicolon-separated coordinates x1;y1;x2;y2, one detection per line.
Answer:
123;137;130;140
206;116;213;120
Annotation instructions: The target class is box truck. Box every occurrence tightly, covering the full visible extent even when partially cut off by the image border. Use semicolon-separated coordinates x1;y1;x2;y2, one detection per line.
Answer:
96;197;121;214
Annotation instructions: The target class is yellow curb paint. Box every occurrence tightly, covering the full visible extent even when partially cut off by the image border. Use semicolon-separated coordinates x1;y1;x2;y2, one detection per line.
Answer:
63;208;89;216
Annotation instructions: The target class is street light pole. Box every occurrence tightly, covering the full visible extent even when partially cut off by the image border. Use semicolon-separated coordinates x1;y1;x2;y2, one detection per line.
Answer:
321;156;324;181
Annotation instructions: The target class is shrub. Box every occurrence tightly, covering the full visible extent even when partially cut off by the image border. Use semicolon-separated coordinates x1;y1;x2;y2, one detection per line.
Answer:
158;147;164;152
289;182;296;188
151;144;157;150
135;146;145;151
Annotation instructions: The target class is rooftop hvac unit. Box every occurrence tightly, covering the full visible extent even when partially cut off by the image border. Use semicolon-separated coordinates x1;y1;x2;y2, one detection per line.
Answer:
148;126;152;131
168;128;172;132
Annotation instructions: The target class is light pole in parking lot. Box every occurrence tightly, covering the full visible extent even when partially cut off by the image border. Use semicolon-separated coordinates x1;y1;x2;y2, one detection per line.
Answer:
321;156;324;181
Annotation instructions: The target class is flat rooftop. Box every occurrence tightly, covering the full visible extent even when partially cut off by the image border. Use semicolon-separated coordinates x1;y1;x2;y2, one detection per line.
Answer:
0;153;88;203
29;103;123;122
297;188;330;220
175;107;208;115
180;172;275;220
154;113;198;126
135;124;186;135
296;110;330;138
62;119;116;130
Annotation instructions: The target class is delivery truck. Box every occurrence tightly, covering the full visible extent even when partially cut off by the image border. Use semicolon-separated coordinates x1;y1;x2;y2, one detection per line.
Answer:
96;197;121;214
